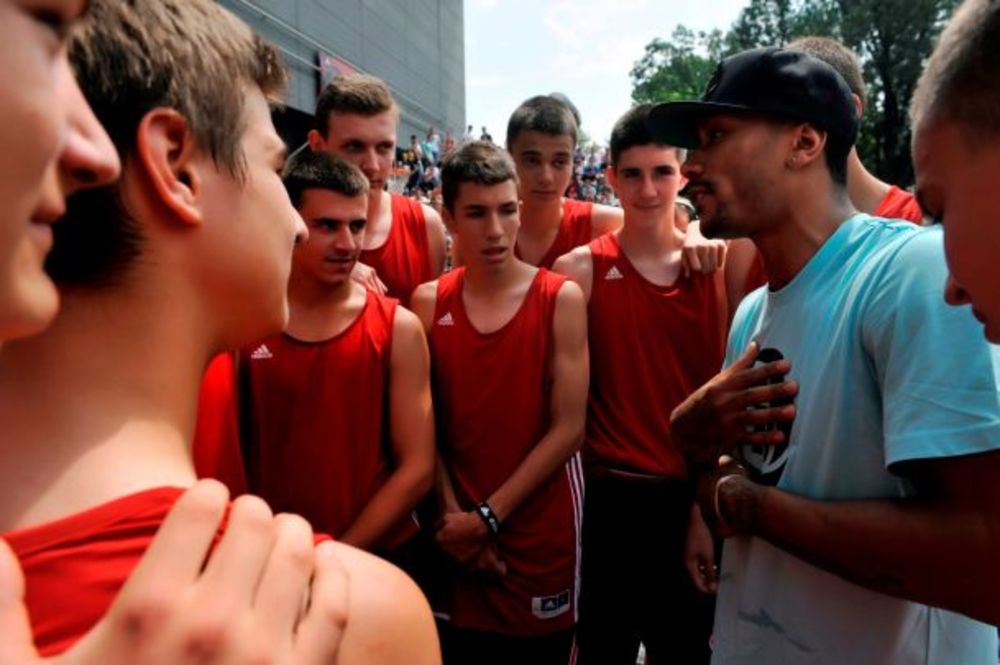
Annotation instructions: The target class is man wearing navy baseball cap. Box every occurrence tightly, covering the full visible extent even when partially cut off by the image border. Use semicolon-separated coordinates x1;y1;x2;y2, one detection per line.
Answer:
665;47;1000;664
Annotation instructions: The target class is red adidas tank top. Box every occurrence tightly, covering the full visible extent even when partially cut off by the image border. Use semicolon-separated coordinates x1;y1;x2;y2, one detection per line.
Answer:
517;198;594;270
241;291;416;550
360;194;432;304
585;233;726;477
873;185;924;223
4;488;331;656
429;268;582;635
193;352;247;495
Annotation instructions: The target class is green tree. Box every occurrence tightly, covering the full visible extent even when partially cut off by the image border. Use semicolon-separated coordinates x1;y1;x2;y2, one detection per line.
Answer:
630;26;719;104
631;0;960;186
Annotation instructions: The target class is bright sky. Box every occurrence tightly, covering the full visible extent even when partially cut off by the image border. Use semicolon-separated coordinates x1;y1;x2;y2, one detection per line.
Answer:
464;0;749;146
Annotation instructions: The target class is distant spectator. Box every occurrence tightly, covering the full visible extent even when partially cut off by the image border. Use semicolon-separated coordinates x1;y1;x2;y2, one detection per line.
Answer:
480;126;493;143
426;126;441;161
463;124;475;141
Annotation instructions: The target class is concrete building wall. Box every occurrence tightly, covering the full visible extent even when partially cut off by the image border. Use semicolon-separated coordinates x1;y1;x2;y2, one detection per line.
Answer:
218;0;465;147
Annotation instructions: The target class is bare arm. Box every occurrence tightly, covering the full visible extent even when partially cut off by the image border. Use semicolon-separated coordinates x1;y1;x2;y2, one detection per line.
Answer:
707;452;1000;624
487;281;589;523
409;281;439;333
590;203;624;237
551;246;594;302
332;541;441;664
340;308;435;550
722;238;759;320
681;219;728;277
422;205;448;278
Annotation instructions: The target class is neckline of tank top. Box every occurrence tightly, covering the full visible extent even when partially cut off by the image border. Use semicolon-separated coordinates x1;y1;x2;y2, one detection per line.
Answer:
455;268;546;338
281;291;374;346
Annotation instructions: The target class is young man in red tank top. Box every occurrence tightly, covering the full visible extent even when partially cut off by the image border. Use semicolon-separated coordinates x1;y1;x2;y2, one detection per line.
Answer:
308;73;447;304
410;141;589;665
238;150;435;564
506;95;623;269
0;2;439;662
554;105;727;664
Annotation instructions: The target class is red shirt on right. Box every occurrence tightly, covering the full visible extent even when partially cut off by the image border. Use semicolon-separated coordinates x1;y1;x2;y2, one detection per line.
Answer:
585;233;726;477
872;185;925;223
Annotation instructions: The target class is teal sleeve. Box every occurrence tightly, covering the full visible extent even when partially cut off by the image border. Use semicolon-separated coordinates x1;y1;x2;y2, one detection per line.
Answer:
862;229;1000;469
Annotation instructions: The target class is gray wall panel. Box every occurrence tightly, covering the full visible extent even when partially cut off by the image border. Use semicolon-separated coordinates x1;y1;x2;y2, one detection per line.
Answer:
219;0;465;150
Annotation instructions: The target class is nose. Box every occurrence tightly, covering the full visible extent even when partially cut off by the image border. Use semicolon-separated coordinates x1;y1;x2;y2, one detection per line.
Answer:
538;163;555;187
334;226;358;253
484;212;504;240
359;148;380;176
639;174;657;199
944;273;969;307
56;59;121;195
292;211;309;246
681;154;702;181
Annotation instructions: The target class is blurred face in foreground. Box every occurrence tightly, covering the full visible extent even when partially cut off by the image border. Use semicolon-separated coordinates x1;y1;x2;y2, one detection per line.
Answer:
914;119;1000;342
0;0;120;339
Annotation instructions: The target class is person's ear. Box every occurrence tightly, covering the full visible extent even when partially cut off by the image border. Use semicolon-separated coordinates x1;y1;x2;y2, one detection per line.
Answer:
134;108;205;227
307;129;327;152
851;93;864;119
606;164;618;191
787;124;826;171
441;206;456;233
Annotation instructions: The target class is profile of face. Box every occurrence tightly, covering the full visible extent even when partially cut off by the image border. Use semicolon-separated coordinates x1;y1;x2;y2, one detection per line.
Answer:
682;114;788;239
914;119;1000;342
309;111;396;195
445;179;520;270
509;130;574;205
292;188;367;288
608;145;682;225
0;0;120;339
196;89;307;345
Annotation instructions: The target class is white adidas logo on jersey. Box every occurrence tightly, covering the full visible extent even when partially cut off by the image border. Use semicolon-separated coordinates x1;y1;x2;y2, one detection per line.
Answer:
604;265;624;281
437;312;455;326
250;344;273;360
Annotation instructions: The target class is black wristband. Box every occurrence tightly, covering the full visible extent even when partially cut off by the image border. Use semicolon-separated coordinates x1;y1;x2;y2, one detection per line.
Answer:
476;501;501;535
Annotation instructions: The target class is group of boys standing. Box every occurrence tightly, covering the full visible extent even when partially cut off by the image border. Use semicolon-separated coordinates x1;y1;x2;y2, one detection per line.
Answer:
1;0;999;664
191;70;726;663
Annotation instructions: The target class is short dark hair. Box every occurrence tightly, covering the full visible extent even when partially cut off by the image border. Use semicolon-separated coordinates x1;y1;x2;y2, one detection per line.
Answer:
47;0;286;288
314;73;398;137
609;104;685;166
283;150;369;209
785;38;860;186
911;0;1000;141
823;133;852;186
549;92;582;128
506;95;578;149
441;141;518;213
788;37;866;102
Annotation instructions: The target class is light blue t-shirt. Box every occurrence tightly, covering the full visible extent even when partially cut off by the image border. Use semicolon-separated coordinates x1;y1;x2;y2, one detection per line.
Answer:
712;215;1000;665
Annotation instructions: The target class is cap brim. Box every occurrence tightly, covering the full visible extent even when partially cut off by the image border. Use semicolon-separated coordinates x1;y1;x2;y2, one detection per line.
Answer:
648;101;757;149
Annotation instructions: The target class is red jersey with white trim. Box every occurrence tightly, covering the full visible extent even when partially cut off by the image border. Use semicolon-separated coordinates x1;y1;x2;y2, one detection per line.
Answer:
4;488;187;656
517;198;594;269
873;185;924;223
429;268;581;635
193;353;247;496
4;489;330;656
241;291;417;550
585;233;726;477
360;194;432;304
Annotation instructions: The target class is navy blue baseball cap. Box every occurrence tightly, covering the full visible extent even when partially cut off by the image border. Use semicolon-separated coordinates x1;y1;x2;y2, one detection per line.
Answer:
649;47;859;149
